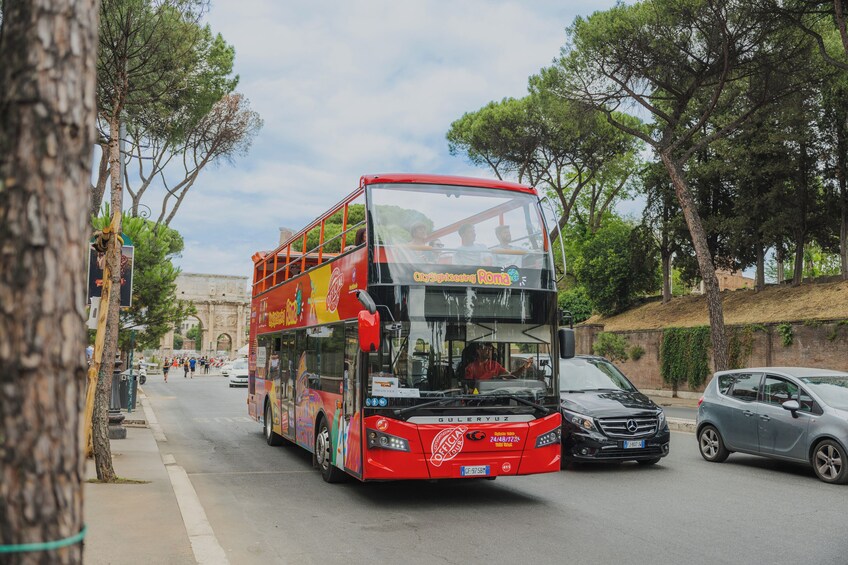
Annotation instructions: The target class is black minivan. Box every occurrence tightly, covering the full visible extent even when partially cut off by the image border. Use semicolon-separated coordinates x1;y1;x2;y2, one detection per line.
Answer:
559;356;670;466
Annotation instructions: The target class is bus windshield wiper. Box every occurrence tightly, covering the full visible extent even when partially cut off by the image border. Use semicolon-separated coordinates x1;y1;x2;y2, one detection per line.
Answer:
485;393;550;415
393;395;477;417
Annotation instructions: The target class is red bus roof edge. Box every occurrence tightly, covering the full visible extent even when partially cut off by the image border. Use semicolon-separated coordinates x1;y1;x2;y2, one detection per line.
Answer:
360;173;536;195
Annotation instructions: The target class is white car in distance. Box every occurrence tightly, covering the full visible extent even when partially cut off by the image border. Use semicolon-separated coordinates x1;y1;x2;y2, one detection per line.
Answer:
228;359;249;388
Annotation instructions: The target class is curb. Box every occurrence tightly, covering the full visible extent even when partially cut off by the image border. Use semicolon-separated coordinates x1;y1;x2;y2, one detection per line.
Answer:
668;417;696;433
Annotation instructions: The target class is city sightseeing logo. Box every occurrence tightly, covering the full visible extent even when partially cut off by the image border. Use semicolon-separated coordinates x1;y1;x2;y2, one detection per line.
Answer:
413;269;512;287
268;284;304;328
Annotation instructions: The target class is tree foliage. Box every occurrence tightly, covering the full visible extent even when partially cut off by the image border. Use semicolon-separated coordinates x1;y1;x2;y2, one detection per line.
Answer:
574;218;660;315
92;212;194;353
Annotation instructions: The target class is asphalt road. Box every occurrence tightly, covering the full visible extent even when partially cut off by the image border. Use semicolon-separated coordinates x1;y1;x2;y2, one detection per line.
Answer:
143;375;848;565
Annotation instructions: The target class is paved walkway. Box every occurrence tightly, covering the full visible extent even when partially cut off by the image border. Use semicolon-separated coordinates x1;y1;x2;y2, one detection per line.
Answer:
83;415;195;564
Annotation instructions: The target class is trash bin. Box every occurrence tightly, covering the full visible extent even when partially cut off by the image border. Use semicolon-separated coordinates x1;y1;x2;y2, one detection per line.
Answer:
119;373;138;410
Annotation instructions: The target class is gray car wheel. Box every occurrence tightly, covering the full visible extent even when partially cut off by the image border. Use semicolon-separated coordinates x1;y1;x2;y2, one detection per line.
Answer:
698;425;730;463
812;440;848;484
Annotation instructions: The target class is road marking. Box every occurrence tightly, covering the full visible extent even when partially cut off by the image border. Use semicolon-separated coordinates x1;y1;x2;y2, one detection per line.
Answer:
140;392;167;442
144;394;229;565
192;416;253;423
164;457;231;565
188;470;312;476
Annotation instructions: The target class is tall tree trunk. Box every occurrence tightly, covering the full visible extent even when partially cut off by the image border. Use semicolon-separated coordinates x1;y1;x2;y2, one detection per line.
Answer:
776;247;785;284
792;240;805;286
660;151;728;372
662;248;672;303
0;0;99;562
755;243;765;292
792;140;809;286
836;117;848;280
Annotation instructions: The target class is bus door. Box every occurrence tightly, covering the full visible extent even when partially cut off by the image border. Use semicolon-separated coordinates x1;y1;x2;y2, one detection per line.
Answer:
343;323;363;477
279;332;296;440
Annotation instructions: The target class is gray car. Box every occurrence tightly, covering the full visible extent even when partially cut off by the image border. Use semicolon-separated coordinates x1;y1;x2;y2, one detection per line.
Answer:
696;367;848;484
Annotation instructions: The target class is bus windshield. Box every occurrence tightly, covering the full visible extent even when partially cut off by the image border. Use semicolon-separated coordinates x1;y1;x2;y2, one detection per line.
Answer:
369;183;552;289
366;321;554;405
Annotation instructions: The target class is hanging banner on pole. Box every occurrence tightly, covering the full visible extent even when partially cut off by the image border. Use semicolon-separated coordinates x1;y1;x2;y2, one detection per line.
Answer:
88;234;134;308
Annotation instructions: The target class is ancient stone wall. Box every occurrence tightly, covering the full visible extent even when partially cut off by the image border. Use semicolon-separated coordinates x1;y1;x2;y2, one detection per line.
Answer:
576;321;848;394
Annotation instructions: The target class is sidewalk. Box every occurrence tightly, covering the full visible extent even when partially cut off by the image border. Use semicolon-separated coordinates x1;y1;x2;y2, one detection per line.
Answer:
83;400;195;565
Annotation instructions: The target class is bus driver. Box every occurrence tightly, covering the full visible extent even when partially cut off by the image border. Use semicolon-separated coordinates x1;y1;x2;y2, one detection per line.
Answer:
463;343;533;381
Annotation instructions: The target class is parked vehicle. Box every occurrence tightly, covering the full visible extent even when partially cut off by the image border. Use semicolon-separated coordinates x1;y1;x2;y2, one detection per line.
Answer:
697;367;848;484
228;359;249;388
221;361;234;377
559;355;669;466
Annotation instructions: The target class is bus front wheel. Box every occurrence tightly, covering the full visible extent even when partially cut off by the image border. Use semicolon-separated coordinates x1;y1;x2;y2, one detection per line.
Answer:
315;417;346;483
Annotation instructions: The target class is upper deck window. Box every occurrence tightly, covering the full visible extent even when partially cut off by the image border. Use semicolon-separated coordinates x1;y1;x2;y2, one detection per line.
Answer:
369;183;553;289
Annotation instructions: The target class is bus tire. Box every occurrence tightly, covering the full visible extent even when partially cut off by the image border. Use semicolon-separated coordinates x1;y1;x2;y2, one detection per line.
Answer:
315;416;346;483
264;401;283;446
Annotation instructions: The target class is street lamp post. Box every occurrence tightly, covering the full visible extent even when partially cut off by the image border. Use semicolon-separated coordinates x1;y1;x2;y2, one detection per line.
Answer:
107;355;126;439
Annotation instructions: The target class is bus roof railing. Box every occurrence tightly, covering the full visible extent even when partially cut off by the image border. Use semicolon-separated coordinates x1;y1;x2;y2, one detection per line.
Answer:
252;187;365;296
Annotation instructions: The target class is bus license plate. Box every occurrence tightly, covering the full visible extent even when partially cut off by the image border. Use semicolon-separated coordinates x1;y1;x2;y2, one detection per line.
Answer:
461;465;490;477
624;440;645;449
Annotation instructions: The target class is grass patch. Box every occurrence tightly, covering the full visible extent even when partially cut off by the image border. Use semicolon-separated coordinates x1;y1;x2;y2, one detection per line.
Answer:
86;477;150;485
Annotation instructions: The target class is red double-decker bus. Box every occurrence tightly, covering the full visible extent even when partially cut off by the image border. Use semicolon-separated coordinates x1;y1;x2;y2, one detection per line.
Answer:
247;174;573;482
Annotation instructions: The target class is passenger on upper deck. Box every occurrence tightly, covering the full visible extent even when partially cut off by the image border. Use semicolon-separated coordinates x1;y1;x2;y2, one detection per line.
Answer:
491;225;524;266
454;224;491;266
405;222;439;263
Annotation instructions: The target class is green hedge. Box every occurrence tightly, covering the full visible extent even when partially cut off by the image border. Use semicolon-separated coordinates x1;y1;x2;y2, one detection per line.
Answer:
660;326;710;390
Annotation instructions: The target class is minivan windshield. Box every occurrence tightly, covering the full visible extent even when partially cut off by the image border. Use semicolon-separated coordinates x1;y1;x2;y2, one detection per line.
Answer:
559;357;636;392
232;359;248;370
800;376;848;410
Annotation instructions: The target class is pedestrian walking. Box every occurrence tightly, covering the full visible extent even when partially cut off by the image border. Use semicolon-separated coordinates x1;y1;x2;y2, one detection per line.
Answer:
163;359;170;383
183;359;189;378
189;357;196;378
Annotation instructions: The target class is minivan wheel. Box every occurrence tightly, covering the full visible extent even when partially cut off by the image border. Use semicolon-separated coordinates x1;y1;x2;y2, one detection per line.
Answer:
698;425;729;463
812;440;848;484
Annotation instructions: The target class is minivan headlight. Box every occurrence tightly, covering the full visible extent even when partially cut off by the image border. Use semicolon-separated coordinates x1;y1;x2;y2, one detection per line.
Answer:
562;409;598;432
657;410;666;429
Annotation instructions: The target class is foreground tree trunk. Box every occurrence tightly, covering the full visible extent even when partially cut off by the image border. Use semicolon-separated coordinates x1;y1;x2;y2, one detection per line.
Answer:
755;243;765;292
0;0;100;562
660;152;728;372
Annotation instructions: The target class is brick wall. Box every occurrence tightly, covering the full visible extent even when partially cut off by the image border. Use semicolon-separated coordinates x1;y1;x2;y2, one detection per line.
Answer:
576;321;848;393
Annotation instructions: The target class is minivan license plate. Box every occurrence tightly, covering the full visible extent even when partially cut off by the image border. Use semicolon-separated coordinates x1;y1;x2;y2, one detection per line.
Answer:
461;465;490;477
624;440;645;449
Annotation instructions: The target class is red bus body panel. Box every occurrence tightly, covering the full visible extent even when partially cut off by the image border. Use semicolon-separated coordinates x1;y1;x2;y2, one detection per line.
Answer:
362;413;561;480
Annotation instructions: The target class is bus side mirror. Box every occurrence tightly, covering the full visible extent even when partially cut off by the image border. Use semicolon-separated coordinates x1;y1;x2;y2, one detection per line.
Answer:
558;328;575;359
358;310;381;353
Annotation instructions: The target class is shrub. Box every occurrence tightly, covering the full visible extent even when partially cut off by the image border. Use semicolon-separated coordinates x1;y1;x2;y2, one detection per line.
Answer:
593;332;629;363
628;345;645;361
777;323;793;347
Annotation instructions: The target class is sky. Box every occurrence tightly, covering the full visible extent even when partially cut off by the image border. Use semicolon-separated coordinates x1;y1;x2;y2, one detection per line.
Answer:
164;0;618;280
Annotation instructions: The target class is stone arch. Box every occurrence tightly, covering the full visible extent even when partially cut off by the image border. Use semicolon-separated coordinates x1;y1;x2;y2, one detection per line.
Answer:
215;333;233;355
158;274;249;359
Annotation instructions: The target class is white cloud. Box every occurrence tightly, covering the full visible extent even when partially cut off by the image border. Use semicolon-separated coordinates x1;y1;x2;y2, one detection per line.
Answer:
153;0;618;277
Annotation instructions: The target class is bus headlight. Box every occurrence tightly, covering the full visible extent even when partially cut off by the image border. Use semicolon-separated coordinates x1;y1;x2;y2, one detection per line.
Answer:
535;428;561;448
367;429;411;452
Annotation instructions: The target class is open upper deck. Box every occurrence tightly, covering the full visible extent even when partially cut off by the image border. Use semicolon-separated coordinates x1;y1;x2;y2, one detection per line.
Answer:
251;174;552;297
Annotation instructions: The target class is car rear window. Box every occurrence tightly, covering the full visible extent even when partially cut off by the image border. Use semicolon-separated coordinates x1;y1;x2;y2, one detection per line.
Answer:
728;373;760;402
